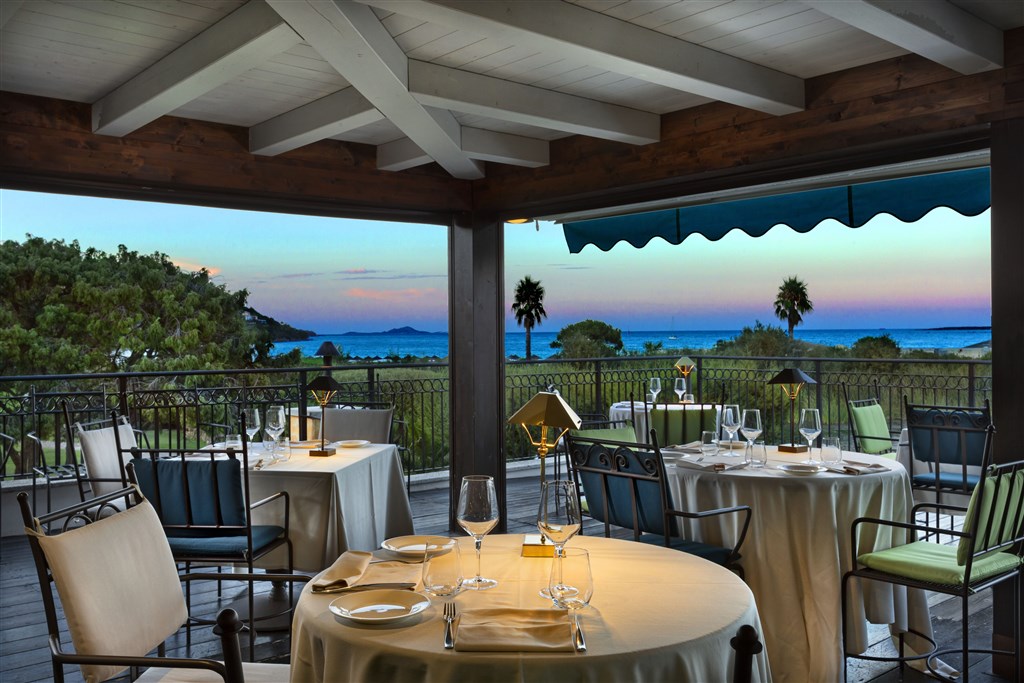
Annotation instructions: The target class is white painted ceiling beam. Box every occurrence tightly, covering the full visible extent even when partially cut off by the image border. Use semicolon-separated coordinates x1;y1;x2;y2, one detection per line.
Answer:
409;60;659;145
268;0;483;179
379;128;550;171
92;1;302;136
805;0;1003;74
356;0;804;115
0;1;25;29
250;88;384;156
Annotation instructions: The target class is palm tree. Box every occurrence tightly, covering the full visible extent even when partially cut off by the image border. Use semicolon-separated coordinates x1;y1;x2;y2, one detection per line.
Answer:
774;276;814;338
512;276;547;359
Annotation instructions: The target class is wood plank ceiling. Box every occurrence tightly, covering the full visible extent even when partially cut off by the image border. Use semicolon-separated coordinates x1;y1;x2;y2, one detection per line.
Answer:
1;1;1022;220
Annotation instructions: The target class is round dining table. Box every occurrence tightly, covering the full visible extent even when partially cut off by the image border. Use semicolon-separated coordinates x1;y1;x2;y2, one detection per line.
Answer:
663;446;934;682
290;534;771;682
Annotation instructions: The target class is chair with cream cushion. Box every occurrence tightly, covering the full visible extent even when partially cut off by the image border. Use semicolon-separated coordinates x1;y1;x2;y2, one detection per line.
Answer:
18;485;302;683
320;403;394;443
62;401;143;505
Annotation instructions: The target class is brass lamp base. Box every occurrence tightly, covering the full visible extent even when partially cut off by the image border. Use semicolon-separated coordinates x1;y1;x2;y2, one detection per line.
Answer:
777;443;809;453
521;533;554;557
309;448;334;457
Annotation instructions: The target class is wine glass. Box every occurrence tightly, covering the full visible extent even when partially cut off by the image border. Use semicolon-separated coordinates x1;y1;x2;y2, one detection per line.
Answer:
648;377;661;404
264;405;285;459
537;480;582;599
740;409;762;447
243;407;261;445
548;547;593;611
799;408;822;463
456;475;499;590
674;377;686;403
721;404;741;455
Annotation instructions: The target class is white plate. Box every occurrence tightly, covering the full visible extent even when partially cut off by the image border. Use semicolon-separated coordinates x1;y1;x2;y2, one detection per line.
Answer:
329;590;430;624
340;439;370;448
778;463;826;475
290;440;324;449
381;535;456;557
716;439;746;450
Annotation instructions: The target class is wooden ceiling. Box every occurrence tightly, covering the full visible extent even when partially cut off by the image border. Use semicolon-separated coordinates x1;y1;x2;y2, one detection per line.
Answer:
1;1;1022;221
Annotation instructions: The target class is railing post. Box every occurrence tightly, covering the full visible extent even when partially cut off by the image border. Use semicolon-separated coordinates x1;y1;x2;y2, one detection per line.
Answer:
117;376;129;421
696;357;703;402
594;360;603;412
367;367;376;402
298;370;308;441
968;362;977;406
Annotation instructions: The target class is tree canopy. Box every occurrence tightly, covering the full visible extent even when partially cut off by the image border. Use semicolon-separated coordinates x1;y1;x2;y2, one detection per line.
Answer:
1;236;299;375
773;276;814;337
511;275;547;359
550;319;624;361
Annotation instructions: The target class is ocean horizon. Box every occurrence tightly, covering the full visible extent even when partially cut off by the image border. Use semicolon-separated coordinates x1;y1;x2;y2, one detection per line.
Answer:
271;327;992;360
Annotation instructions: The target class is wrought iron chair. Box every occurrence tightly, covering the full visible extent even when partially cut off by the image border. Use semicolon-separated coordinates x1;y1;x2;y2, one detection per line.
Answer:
841;429;1022;682
841;382;900;458
730;625;764;683
566;430;751;578
61;400;146;506
320;401;394;443
647;400;718;447
18;485;304;682
903;397;992;507
126;417;293;656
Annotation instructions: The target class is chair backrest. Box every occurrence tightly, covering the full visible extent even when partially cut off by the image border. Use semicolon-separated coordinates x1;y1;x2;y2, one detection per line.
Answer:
131;457;249;529
730;624;764;683
957;447;1024;567
647;404;718;446
62;402;139;500
848;400;896;457
566;431;671;540
904;399;992;487
18;487;188;683
321;406;394;443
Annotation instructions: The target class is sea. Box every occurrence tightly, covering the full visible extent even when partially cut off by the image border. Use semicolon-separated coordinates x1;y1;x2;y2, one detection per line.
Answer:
271;328;992;360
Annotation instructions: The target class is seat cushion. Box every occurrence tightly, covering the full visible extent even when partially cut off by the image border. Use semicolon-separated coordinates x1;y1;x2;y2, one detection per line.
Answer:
140;662;290;682
167;525;285;558
858;540;1022;586
912;471;980;491
638;533;734;566
849;403;896;457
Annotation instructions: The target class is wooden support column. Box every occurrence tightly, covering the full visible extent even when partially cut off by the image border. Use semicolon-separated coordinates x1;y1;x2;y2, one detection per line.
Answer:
448;212;507;531
990;116;1024;680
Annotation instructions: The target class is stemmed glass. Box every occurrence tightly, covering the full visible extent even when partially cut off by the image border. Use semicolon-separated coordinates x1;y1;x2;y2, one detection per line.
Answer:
740;409;762;447
456;475;499;590
264;405;285;459
537;480;582;599
243;407;261;445
799;408;822;463
674;377;686;403
648;377;661;403
721;404;741;454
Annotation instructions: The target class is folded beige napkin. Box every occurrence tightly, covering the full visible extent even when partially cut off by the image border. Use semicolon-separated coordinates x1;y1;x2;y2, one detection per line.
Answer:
312;551;425;593
454;608;573;652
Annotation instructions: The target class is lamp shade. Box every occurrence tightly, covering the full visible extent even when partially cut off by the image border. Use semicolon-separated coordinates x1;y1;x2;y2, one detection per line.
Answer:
315;341;341;358
508;392;582;429
674;356;696;375
308;374;341;406
767;368;816;386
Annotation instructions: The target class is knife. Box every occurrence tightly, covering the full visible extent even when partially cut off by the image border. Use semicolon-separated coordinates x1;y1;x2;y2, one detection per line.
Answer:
573;612;587;653
311;582;417;594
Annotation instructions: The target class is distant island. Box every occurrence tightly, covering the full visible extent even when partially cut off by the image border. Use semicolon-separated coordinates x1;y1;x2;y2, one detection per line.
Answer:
245;307;316;342
340;326;444;336
926;326;991;331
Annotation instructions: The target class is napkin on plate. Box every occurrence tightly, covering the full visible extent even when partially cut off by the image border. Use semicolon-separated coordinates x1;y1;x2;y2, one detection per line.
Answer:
821;462;888;475
672;459;748;472
311;551;423;593
663;441;703;455
454;608;573;652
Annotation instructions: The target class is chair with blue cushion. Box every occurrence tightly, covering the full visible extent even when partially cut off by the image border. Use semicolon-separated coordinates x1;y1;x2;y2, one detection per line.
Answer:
904;398;991;507
566;430;751;578
126;418;292;656
841;427;1022;682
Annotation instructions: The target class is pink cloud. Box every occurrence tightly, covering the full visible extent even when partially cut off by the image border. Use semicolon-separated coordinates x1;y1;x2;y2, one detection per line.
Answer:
172;258;220;276
345;287;439;302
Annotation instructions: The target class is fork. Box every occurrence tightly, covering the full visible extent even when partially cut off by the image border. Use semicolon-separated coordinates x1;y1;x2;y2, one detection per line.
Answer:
442;602;456;649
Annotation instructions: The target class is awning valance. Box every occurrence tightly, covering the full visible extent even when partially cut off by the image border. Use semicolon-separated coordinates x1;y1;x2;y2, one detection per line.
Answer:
562;167;990;254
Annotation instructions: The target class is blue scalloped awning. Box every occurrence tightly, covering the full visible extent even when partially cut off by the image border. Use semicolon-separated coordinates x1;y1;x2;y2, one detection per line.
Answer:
562;167;990;254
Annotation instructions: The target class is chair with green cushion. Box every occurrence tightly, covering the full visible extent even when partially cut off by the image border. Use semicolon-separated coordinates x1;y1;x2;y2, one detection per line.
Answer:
841;383;899;459
904;398;991;507
566;430;751;578
841;427;1023;682
647;403;719;447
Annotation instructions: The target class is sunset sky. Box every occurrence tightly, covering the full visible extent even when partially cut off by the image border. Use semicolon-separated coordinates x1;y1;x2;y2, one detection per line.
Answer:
0;189;991;334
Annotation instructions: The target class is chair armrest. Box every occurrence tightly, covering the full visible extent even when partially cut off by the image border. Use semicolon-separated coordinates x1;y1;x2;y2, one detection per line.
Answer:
849;515;968;567
666;505;753;565
912;501;969;516
183;572;311;586
250;490;290;535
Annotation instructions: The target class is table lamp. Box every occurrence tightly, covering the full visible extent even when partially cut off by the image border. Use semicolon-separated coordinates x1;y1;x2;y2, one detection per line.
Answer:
308;374;341;457
768;368;816;453
315;341;341;366
674;355;696;402
508;391;582;484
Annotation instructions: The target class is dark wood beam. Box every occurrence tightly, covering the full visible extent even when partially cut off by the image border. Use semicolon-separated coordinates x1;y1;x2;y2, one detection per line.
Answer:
473;28;1024;218
0;92;470;224
448;212;506;532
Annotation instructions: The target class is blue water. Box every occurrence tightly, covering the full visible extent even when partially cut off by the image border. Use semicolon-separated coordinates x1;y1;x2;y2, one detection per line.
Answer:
272;328;991;360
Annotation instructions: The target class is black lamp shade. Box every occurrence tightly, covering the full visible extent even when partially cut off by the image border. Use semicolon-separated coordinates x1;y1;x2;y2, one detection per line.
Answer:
315;341;341;358
768;368;816;386
308;374;341;393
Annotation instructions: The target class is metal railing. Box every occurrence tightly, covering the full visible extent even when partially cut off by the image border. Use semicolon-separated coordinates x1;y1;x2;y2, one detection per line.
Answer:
1;355;991;482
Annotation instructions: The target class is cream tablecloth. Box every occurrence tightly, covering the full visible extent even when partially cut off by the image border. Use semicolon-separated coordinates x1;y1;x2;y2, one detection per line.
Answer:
247;443;414;572
290;534;771;683
609;401;720;443
664;448;932;682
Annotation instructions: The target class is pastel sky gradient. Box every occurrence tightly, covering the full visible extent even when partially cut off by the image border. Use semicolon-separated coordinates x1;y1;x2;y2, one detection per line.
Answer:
0;189;990;333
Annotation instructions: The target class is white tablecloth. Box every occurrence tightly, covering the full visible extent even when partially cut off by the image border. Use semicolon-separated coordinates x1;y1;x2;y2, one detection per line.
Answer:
290;534;771;683
609;401;721;443
248;443;414;572
663;448;932;682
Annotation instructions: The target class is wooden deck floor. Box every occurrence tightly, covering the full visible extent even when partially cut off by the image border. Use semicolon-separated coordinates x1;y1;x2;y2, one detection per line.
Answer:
0;474;1003;682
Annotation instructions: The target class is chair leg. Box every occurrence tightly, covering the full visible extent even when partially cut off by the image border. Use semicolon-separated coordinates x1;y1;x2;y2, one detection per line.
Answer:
961;595;969;683
841;572;850;683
